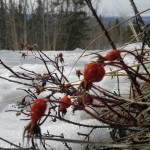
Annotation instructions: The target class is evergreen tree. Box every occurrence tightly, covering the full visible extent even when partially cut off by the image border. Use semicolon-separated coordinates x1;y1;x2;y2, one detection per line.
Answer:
0;0;7;49
34;0;45;49
55;0;90;50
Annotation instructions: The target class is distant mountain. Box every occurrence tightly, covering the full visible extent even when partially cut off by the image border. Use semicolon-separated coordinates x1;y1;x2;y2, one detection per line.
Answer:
100;16;150;26
142;16;150;24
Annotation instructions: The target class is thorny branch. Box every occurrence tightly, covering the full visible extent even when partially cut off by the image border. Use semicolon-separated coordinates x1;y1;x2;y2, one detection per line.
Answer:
0;1;150;149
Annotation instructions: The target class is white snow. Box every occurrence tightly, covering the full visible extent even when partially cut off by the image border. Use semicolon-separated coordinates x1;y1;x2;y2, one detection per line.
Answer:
0;43;148;149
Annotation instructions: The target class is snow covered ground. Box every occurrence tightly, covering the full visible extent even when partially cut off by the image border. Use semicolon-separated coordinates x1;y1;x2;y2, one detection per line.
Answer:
0;43;148;149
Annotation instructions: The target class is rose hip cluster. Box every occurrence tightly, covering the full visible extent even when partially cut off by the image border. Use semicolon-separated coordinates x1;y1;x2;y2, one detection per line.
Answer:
24;96;72;135
78;49;121;92
23;49;124;136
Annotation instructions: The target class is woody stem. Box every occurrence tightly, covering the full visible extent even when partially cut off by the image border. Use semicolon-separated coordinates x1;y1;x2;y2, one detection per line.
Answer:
85;0;116;49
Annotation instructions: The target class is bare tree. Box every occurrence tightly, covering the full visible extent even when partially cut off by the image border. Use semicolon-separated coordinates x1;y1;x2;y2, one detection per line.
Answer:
23;0;28;45
9;0;18;50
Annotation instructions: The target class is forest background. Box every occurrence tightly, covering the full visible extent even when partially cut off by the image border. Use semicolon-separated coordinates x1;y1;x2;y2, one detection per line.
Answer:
1;0;149;51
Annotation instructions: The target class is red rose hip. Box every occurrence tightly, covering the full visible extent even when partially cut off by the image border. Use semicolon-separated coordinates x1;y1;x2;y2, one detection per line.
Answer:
105;49;120;61
84;62;105;83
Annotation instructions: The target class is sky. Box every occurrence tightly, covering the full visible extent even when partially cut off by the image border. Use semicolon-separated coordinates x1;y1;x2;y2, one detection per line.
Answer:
6;0;150;17
92;0;150;16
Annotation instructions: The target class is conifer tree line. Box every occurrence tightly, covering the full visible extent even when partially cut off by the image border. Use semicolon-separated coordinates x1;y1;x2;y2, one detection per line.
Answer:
0;0;134;50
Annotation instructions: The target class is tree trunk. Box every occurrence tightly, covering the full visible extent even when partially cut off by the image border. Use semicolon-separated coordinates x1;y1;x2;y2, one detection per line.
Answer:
23;0;27;44
42;1;45;50
9;0;18;50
